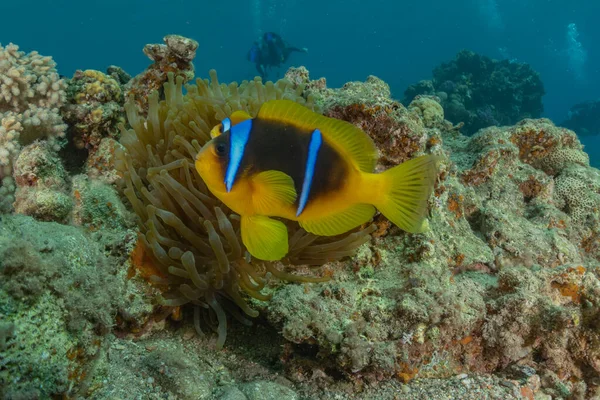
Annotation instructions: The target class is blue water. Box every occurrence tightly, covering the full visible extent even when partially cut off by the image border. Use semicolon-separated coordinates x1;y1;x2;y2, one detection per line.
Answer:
2;0;598;165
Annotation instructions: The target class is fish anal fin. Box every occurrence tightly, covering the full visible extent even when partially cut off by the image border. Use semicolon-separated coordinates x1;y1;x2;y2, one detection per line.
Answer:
251;170;297;215
241;215;289;261
258;99;378;172
300;203;376;236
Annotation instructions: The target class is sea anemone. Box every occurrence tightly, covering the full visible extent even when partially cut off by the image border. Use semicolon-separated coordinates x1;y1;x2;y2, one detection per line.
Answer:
115;71;374;348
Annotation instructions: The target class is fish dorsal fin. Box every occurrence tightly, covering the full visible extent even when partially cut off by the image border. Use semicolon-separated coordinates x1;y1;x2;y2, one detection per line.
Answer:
230;110;253;125
257;100;378;172
241;215;288;260
299;203;376;236
251;170;297;215
210;110;253;138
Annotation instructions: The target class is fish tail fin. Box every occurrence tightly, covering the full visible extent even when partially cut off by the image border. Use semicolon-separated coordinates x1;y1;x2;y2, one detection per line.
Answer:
241;215;289;261
373;155;441;233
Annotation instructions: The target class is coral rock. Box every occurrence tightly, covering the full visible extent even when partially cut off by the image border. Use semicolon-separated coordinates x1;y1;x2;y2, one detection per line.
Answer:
125;35;198;115
0;43;66;113
408;95;445;129
12;142;72;223
404;50;545;135
62;69;125;151
0;43;67;211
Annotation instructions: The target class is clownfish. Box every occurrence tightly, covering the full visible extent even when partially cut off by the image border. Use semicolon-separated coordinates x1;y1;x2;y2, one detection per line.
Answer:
195;100;440;261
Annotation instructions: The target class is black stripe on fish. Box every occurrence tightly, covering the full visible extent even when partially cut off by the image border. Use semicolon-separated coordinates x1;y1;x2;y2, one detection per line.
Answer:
237;118;348;209
212;133;231;181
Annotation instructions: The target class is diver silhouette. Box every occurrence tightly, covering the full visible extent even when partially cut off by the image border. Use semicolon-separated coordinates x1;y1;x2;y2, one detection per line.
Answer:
247;32;308;80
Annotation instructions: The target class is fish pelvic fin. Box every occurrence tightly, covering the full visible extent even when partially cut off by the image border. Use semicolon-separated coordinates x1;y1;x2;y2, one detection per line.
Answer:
241;215;289;261
373;155;441;234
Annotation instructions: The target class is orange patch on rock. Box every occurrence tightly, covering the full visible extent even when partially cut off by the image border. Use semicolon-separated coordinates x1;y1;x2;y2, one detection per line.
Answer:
551;265;586;304
459;335;473;346
520;387;534;400
447;193;464;219
397;363;419;383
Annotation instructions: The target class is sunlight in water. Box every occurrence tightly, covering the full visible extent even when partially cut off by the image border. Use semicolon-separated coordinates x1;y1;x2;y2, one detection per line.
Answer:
478;0;504;32
566;23;587;82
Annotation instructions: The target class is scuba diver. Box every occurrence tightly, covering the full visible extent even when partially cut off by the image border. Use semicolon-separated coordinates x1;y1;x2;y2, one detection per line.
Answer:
247;32;308;80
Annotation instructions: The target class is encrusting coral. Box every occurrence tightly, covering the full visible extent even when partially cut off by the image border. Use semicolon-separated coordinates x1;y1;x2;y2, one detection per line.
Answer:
116;71;375;348
12;141;73;222
62;69;124;152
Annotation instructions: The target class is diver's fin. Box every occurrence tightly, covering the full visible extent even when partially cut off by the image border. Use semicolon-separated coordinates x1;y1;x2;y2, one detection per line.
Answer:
251;170;297;215
257;100;378;172
374;155;440;233
299;203;376;236
241;215;288;261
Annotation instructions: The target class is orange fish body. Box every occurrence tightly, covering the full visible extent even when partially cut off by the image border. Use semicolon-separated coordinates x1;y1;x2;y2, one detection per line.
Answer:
196;100;439;261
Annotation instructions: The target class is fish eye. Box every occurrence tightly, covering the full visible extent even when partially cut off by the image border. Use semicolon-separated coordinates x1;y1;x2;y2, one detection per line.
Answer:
215;142;227;156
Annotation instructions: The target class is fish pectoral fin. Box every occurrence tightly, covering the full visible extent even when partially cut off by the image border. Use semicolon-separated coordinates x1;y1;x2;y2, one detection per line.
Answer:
241;215;289;261
230;110;253;125
299;203;376;236
251;170;297;214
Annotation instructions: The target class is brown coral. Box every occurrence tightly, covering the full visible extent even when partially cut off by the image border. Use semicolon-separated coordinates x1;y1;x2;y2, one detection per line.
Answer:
509;119;589;175
62;69;125;151
116;72;373;348
125;35;199;115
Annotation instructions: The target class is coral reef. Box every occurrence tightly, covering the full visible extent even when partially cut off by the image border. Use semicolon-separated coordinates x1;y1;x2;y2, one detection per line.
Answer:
561;99;600;137
62;69;124;152
403;50;545;135
0;214;153;399
124;34;199;115
248;70;600;398
0;43;65;112
0;43;67;212
2;37;600;398
12;141;73;222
